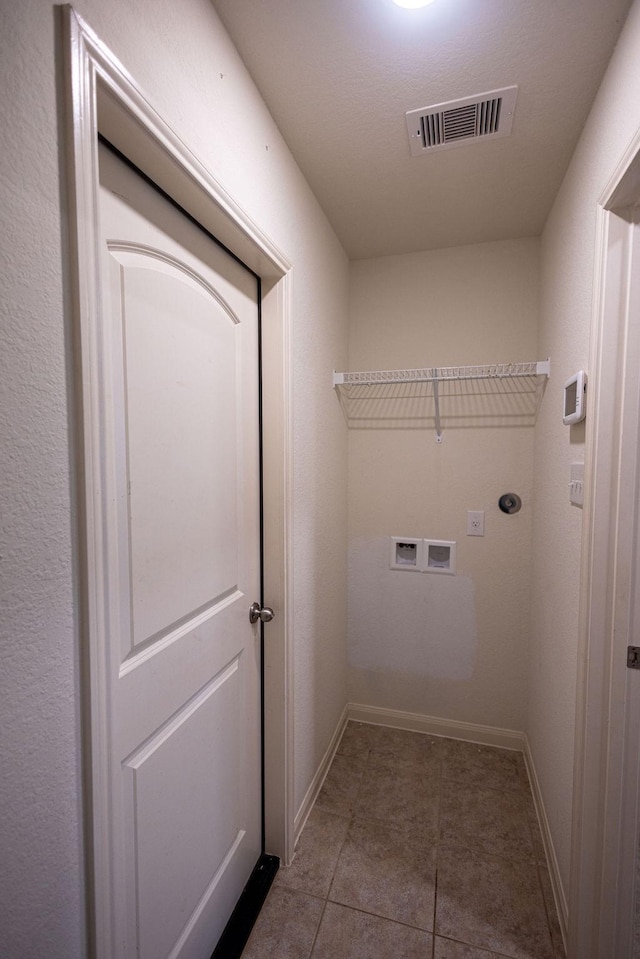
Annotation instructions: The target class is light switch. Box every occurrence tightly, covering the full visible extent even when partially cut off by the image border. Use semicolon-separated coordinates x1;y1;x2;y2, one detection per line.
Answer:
569;463;584;507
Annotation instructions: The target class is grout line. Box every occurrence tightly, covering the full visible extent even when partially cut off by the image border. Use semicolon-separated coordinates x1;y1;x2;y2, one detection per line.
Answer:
324;809;353;902
431;738;444;959
274;726;557;959
309;725;364;958
320;898;436;932
435;935;518;958
307;896;329;959
324;725;363;908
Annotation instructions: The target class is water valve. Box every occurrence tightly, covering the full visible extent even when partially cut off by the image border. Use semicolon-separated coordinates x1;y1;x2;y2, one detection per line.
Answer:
498;493;522;514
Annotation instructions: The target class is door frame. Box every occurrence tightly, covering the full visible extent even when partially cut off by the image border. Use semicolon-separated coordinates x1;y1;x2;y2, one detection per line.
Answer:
62;7;295;956
569;126;640;958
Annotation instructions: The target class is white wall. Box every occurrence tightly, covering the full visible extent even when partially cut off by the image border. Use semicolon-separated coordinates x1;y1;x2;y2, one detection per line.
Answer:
347;239;540;731
529;0;640;898
0;1;348;955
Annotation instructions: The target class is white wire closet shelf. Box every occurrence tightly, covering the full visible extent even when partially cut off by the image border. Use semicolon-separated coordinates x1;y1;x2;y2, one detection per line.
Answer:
333;359;551;441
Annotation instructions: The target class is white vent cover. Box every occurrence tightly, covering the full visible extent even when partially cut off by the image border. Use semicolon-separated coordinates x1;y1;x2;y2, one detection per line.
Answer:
406;86;518;156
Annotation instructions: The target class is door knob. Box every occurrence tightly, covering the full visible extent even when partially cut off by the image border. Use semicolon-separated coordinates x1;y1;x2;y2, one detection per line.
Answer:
249;602;275;625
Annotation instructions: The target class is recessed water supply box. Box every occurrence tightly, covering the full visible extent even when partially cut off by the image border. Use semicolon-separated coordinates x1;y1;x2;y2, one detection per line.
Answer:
389;537;423;571
424;539;456;575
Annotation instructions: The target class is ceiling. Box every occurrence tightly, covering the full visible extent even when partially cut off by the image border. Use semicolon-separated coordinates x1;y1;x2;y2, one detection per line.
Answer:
212;0;633;260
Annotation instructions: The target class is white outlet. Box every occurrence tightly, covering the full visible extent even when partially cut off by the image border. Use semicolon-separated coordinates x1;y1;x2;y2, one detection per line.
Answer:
467;510;485;536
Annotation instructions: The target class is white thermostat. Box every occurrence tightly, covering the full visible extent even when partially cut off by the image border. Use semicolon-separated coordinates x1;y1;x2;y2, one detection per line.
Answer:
563;371;587;426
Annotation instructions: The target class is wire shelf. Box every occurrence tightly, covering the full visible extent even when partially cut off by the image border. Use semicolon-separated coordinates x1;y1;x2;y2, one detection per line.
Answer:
333;360;549;387
333;360;550;440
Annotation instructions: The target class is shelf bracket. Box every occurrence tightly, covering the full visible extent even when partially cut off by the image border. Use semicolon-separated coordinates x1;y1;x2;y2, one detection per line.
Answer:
433;374;443;443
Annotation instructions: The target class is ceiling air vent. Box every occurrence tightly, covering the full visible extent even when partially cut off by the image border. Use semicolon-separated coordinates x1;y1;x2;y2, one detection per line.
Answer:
406;86;518;156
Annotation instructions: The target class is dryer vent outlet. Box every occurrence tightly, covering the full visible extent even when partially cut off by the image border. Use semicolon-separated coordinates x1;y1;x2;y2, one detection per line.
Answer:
406;86;518;156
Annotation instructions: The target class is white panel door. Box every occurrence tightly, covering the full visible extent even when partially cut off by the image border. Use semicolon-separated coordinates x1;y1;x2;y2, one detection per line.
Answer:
97;143;262;959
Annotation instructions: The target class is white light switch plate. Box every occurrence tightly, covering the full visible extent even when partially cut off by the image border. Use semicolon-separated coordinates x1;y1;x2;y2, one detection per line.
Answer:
570;463;584;507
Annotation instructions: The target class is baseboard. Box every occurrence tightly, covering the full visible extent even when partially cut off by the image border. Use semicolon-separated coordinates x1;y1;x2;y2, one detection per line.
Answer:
293;703;349;847
347;702;526;751
523;735;569;951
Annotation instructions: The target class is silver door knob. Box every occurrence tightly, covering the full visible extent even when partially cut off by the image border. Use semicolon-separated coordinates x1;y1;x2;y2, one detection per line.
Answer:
249;602;275;625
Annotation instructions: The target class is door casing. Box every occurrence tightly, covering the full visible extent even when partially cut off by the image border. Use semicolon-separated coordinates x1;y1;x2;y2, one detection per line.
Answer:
569;125;640;957
62;7;294;957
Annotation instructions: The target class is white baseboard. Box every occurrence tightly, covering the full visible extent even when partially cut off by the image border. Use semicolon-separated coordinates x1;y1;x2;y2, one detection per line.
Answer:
523;735;569;951
293;703;349;847
348;702;526;751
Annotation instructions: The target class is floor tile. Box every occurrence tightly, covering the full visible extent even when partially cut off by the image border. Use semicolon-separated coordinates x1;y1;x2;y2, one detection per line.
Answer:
519;773;539;822
329;818;436;930
529;818;547;865
439;779;534;861
354;762;440;831
367;725;443;774
240;886;324;959
515;755;534;794
242;732;564;959
314;753;366;817
275;808;350;898
435;845;555;959
310;902;433;959
434;936;502;958
337;721;380;760
441;740;523;792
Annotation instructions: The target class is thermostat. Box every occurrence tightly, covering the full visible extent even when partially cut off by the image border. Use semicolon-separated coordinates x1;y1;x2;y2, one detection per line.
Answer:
563;371;587;426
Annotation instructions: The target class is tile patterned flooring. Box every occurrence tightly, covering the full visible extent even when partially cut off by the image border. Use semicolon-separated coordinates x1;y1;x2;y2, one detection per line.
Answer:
241;722;566;959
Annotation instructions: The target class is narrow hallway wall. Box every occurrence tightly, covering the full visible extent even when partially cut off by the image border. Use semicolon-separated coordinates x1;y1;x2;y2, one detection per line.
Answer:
0;1;349;955
347;238;540;731
530;0;640;899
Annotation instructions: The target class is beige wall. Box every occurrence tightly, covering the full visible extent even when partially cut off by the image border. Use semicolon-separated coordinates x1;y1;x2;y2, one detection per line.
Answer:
347;239;540;729
5;0;640;952
530;0;640;896
0;1;348;955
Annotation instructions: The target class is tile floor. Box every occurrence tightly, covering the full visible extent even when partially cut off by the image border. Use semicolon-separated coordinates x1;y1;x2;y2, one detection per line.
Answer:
241;722;566;959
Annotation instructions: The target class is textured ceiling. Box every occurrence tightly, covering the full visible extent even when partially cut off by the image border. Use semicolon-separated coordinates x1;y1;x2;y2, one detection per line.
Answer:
212;0;633;260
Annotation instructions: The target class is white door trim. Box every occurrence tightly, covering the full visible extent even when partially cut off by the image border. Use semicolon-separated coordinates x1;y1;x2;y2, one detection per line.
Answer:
569;127;640;958
62;7;295;956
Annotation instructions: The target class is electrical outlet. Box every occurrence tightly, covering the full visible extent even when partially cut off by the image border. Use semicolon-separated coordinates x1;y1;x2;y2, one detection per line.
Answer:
467;510;485;536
